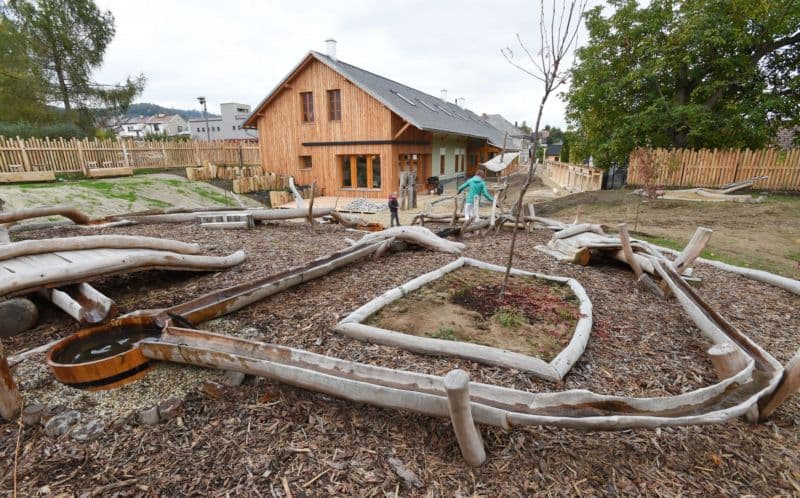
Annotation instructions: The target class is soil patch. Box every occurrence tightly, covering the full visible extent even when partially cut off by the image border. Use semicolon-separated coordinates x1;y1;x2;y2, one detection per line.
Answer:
367;266;579;361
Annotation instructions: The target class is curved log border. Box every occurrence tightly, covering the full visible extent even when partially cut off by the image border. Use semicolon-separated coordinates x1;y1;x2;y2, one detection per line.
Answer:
336;257;593;381
0;235;202;262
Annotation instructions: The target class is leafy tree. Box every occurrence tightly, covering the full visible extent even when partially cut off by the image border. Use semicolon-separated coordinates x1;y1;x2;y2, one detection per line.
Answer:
565;0;800;169
5;0;144;127
0;12;51;122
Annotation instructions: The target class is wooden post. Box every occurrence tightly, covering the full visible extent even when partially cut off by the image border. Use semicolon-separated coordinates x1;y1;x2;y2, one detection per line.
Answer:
161;141;169;168
76;140;88;175
307;180;317;225
193;141;201;166
120;139;130;168
674;227;713;274
618;223;644;280
708;343;749;380
17;137;31;172
0;342;22;420
443;369;486;467
760;349;800;419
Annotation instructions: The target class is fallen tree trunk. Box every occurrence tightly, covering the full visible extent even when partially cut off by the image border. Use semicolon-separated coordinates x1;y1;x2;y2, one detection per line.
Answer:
0;235;202;262
349;226;464;254
329;210;369;229
759;349;800;419
111;208;333;224
0;205;92;225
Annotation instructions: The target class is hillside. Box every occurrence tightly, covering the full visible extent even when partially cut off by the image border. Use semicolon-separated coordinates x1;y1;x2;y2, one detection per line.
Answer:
125;103;219;121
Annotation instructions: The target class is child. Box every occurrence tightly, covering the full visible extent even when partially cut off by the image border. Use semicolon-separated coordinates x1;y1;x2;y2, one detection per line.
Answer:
388;192;400;227
457;170;493;221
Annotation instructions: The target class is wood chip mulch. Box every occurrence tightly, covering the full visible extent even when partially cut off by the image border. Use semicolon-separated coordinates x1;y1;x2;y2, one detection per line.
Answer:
1;221;798;496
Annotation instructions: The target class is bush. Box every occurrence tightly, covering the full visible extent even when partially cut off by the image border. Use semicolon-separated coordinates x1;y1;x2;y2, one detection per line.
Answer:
0;121;89;139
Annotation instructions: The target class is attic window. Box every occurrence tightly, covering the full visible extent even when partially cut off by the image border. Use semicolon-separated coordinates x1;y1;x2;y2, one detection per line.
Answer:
391;90;416;106
417;100;438;112
435;105;453;117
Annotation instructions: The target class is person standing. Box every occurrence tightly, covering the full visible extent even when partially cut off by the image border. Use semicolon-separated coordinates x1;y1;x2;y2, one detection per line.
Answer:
457;170;493;221
388;192;400;227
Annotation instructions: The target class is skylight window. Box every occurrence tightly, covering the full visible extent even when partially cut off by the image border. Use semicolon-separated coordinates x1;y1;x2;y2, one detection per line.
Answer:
435;105;453;116
391;90;416;106
417;99;438;112
452;111;467;120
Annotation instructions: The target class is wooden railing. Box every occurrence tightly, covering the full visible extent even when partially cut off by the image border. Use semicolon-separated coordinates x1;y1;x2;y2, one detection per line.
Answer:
0;136;261;175
539;160;603;193
628;147;800;190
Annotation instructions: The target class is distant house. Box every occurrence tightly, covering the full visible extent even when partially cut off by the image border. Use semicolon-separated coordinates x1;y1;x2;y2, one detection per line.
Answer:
481;114;528;153
189;103;256;141
545;143;563;161
243;41;516;198
116;114;189;139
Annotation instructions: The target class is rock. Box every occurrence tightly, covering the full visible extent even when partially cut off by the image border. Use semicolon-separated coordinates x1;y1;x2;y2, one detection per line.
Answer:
45;410;81;437
201;380;225;399
344;198;387;213
21;403;45;426
71;418;105;442
157;397;182;420
0;298;39;337
221;370;246;387
139;406;160;426
40;404;67;425
387;457;423;489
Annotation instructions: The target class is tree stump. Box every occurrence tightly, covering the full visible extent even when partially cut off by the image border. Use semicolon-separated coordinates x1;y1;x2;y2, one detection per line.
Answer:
443;369;486;467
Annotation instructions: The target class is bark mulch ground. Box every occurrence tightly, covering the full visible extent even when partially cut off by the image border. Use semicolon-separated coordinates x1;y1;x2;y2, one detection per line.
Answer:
1;222;798;496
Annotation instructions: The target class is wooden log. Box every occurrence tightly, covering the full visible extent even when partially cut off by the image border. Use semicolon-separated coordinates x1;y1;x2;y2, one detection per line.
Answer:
444;370;486;467
0;205;92;225
0;226;9;244
0;342;21;420
618;223;643;279
351;226;465;254
38;283;117;324
329;211;368;229
0;235;202;262
760;349;800;419
116;208;333;224
0;297;39;337
307;180;317;224
21;403;45;425
708;343;749;380
288;176;304;208
674;227;713;274
553;223;606;240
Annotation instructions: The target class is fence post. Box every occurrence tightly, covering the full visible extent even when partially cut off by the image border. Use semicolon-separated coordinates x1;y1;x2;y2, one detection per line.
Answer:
193;141;201;166
161;141;169;168
76;140;88;175
120;139;130;168
17;137;31;172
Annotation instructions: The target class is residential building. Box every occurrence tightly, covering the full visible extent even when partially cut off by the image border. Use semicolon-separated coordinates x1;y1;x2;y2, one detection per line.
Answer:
189;103;256;140
545;143;563;161
116;114;189;138
481;114;529;161
243;42;516;198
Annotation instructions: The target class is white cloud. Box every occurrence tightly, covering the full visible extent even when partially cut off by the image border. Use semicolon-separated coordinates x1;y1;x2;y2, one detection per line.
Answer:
94;0;596;129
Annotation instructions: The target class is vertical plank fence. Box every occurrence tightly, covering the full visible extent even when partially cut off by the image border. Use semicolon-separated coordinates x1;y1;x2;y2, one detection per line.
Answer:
628;148;800;191
539;160;603;193
0;136;261;178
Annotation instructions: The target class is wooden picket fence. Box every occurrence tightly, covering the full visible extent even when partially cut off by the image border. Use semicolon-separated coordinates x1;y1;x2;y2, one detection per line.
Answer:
0;136;261;178
627;147;800;191
539;160;603;193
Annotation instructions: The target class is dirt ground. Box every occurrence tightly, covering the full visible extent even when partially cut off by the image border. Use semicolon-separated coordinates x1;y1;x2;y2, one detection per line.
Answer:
368;267;577;361
538;189;800;278
1;219;798;496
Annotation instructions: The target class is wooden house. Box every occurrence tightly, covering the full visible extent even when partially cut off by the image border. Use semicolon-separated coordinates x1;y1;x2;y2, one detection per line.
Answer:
243;42;515;198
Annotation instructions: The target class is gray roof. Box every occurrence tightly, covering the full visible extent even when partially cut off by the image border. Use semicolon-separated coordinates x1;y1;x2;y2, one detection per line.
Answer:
246;51;517;149
546;143;563;156
482;114;526;149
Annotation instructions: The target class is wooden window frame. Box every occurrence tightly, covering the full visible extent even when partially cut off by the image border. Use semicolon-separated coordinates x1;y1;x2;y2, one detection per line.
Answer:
300;92;315;123
440;155;445;175
341;154;381;190
327;89;342;121
300;155;312;170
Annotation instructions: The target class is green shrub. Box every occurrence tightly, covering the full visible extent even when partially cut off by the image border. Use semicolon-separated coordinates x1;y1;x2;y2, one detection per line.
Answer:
495;307;525;328
431;327;457;341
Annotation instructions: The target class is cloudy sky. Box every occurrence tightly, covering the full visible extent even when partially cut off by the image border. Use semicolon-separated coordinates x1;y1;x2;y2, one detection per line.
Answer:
94;0;599;128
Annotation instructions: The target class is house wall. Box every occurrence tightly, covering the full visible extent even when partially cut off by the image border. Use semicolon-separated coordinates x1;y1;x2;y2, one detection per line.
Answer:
190;103;255;140
432;134;468;185
256;58;397;197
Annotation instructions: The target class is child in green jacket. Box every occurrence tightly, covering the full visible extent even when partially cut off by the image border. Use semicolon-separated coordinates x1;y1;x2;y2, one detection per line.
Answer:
457;170;493;221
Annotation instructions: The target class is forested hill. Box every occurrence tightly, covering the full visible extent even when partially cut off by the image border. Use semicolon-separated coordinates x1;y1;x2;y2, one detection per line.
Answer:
125;103;219;120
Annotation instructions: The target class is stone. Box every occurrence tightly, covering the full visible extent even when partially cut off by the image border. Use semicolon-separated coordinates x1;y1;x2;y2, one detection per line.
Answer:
40;404;67;425
220;370;246;387
44;410;81;437
139;406;160;426
157;397;182;420
71;418;105;442
0;298;39;337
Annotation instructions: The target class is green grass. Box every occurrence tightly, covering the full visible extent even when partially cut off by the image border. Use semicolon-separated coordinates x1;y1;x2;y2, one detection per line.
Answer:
431;327;458;341
191;185;236;206
495;307;525;328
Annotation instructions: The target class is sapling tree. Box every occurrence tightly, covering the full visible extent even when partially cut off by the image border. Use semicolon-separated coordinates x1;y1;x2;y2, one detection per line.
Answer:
499;0;586;297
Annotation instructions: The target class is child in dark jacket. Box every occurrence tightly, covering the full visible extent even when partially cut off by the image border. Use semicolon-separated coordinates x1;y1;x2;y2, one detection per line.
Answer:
388;193;400;227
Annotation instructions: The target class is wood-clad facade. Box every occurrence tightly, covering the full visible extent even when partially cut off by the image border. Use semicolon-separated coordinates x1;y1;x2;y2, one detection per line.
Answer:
248;54;504;199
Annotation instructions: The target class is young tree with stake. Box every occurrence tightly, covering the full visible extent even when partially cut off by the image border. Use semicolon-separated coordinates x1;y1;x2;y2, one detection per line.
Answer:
499;0;586;296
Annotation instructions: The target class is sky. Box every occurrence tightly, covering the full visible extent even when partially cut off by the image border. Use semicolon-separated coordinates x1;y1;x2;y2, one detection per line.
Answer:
93;0;601;129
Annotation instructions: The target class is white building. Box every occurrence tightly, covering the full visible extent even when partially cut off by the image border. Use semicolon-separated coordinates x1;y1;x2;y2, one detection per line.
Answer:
116;114;189;139
189;102;256;140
